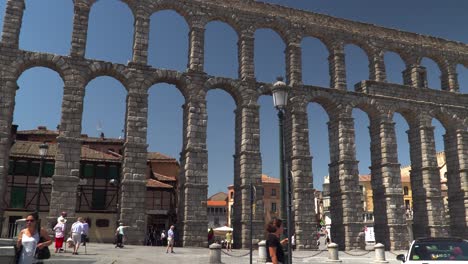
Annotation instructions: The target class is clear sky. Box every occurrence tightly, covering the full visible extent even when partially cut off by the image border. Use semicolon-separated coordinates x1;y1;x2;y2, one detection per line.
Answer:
2;0;468;197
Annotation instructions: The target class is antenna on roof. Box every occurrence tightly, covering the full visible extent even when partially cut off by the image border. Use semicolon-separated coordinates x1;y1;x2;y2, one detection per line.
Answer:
96;121;103;137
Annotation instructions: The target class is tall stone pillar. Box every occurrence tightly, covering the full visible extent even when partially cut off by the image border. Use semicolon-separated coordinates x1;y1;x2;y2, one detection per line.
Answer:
131;10;150;65
328;42;347;90
188;21;205;72
234;103;264;248
327;110;362;250
238;31;255;81
70;0;93;57
403;65;427;88
120;90;149;244
407;116;447;238
47;84;84;228
443;130;467;238
369;50;386;82
369;114;407;250
0;76;18;225
288;102;316;249
285;39;302;86
181;91;208;247
440;63;459;93
1;0;25;49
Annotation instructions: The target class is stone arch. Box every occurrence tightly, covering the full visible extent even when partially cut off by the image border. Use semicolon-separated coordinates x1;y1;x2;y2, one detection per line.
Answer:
9;54;72;84
251;18;289;45
204;78;242;107
143;70;189;100
349;98;384;121
305;92;341;118
205;16;242;38
427;107;459;133
147;1;192;24
390;104;420;127
83;62;132;91
300;35;330;87
383;50;406;84
89;0;137;18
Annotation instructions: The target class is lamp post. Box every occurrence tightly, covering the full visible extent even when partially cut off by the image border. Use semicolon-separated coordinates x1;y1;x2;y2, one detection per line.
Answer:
36;142;48;232
272;77;292;264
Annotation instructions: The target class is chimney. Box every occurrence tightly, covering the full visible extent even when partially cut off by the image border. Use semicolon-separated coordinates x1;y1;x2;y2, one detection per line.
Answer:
37;126;47;131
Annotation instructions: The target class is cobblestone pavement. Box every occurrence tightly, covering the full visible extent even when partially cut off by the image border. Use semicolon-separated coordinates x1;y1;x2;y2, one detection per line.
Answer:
41;242;406;264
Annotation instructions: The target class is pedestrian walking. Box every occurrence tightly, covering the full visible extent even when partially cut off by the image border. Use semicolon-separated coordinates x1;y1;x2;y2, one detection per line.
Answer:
16;212;52;264
208;228;214;245
81;218;89;246
53;217;66;253
70;217;84;255
266;218;288;264
56;211;67;252
225;231;232;251
115;223;125;248
160;230;166;246
291;233;296;251
166;225;175;253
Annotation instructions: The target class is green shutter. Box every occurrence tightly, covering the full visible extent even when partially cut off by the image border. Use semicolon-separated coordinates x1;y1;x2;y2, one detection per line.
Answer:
10;187;26;209
83;164;94;178
108;166;119;180
43;163;55;177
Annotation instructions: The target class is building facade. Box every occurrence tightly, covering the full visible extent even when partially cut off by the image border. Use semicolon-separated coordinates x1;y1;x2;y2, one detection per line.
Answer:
2;127;178;242
207;192;228;229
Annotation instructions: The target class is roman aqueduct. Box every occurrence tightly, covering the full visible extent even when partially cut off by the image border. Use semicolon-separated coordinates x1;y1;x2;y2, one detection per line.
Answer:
0;0;467;250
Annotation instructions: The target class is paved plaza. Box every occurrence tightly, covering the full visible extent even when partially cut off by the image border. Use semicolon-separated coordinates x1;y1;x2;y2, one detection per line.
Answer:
38;242;406;264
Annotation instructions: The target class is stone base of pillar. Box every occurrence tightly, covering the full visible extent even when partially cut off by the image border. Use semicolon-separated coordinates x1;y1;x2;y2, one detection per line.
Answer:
240;220;263;249
122;223;145;245
183;220;208;248
296;220;318;250
388;224;409;250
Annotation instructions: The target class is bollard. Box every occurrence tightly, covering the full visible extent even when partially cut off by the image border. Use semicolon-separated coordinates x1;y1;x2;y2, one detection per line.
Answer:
209;243;222;264
374;243;389;263
326;243;342;262
258;240;267;263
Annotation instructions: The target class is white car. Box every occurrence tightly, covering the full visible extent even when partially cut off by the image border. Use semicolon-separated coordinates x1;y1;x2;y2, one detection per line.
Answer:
397;237;468;263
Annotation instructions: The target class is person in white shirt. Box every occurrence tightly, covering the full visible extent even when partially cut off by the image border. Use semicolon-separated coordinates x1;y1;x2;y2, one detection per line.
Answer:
166;225;175;253
115;223;125;248
70;217;84;255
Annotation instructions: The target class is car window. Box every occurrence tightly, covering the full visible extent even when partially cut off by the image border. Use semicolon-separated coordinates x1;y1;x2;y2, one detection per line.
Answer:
410;241;468;261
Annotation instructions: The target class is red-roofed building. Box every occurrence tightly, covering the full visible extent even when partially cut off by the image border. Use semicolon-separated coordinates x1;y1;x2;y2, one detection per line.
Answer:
207;192;228;228
2;126;179;243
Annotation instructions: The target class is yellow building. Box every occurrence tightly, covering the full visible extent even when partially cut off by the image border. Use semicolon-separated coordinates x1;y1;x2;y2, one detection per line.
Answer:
360;151;448;218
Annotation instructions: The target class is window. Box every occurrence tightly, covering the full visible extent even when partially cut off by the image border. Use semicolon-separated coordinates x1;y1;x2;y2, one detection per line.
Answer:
43;162;55;177
91;189;106;210
82;164;94;178
14;161;28;175
108;165;119;180
271;188;276;196
96;219;110;227
29;162;40;176
271;203;277;213
214;217;219;226
404;186;409;196
10;187;26;208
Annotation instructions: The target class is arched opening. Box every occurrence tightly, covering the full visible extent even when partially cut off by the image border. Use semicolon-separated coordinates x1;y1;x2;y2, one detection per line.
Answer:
384;51;406;85
8;66;64;219
14;67;64;130
147;83;184;230
420;57;442;90
394;112;411;210
148;10;188;71
307;102;330;190
254;29;285;83
301;37;329;87
82;77;127;139
79;76;127;224
206;90;236;195
258;95;279;179
86;0;134;64
344;44;369;91
205;21;238;78
457;64;468;94
352;108;371;177
19;0;73;55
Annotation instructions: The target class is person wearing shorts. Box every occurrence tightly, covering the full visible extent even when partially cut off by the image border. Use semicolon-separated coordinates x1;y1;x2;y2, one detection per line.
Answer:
166;225;175;253
70;217;84;255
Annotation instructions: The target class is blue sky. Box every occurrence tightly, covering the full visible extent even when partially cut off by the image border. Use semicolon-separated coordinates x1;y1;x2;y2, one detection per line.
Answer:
2;0;468;196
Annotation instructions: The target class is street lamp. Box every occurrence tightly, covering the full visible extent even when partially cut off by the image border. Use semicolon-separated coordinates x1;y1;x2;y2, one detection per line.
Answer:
272;77;292;264
36;142;48;232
